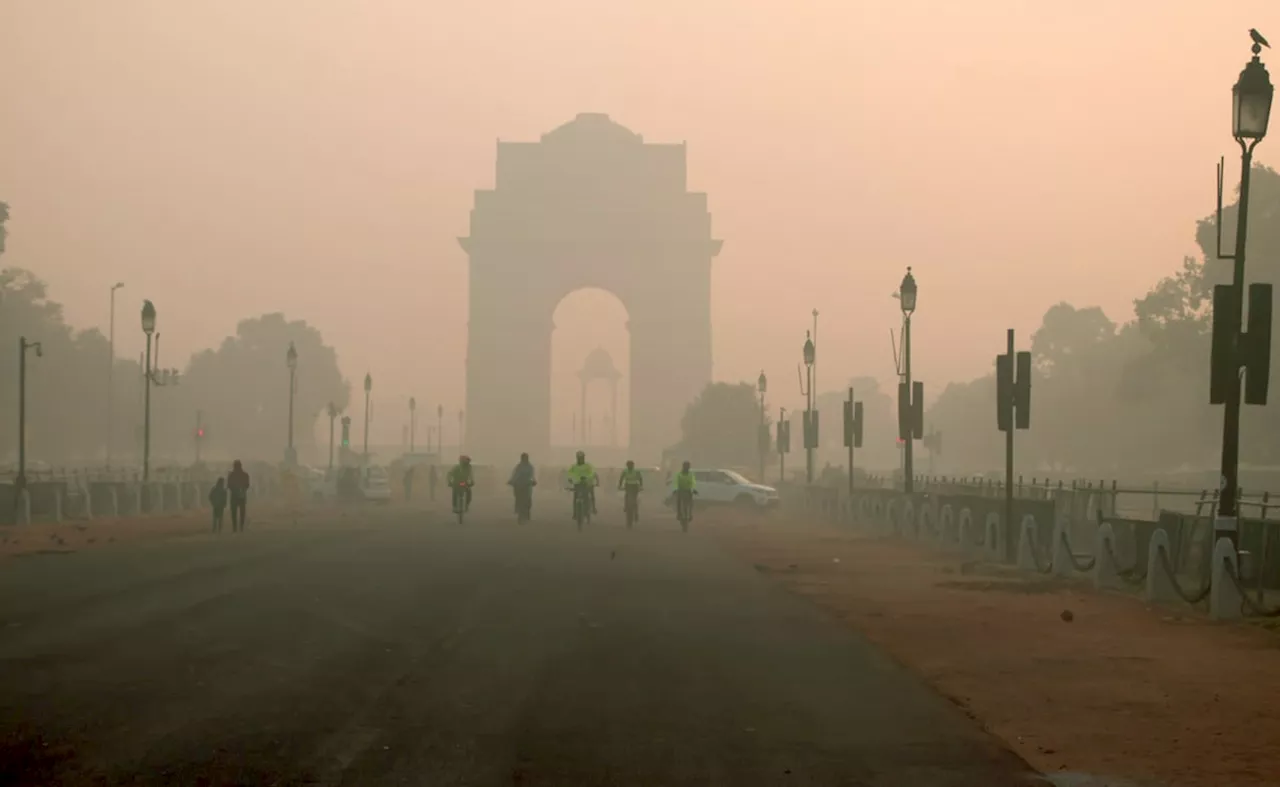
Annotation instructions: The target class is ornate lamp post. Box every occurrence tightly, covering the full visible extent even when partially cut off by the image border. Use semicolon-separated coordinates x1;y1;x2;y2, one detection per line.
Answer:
801;331;815;484
141;300;156;481
1214;33;1275;547
326;402;338;471
363;373;373;460
899;267;918;493
409;397;417;453
17;337;43;495
757;370;768;483
285;342;298;466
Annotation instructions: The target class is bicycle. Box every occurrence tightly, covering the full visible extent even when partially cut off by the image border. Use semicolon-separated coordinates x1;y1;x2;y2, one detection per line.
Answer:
569;481;593;531
674;489;697;533
512;481;535;524
622;486;641;529
452;480;473;525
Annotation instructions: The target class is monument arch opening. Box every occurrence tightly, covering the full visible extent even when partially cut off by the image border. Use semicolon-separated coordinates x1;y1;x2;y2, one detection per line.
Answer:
458;112;721;463
550;287;630;455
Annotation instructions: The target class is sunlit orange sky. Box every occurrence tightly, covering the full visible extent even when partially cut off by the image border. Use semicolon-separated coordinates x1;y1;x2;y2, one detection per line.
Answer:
3;1;1276;445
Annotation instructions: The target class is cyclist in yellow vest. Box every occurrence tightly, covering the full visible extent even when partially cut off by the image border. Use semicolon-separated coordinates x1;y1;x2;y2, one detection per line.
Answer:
566;451;598;515
673;461;697;520
618;460;644;516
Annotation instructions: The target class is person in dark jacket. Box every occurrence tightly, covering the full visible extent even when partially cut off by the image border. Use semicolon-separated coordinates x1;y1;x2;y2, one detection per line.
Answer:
209;477;228;533
227;460;251;533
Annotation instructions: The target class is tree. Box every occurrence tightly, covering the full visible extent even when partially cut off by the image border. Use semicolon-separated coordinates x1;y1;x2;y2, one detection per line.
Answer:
1031;302;1117;377
0;202;9;255
174;313;350;463
675;382;768;469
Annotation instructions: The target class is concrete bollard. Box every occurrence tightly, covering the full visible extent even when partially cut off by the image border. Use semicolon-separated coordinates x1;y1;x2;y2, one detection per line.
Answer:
1209;537;1243;621
132;484;143;515
1092;522;1121;590
1050;521;1073;578
958;508;973;549
1016;515;1038;571
108;486;119;518
984;512;1002;562
15;489;31;525
52;489;63;524
901;501;915;538
938;505;954;544
1144;528;1178;604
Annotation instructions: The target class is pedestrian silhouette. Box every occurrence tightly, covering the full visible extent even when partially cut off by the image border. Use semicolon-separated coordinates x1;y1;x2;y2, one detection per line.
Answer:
227;460;251;532
209;477;227;533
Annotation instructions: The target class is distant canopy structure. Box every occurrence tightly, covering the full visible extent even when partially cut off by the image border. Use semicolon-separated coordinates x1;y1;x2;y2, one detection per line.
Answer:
578;347;622;446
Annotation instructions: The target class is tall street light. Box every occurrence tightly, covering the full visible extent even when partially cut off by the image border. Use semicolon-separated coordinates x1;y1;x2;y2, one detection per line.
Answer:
327;402;338;471
285;341;298;466
1213;33;1275;548
801;331;815;484
757;371;768;483
899;267;918;494
363;373;373;461
409;397;417;453
107;281;124;467
141;300;156;481
17;337;43;495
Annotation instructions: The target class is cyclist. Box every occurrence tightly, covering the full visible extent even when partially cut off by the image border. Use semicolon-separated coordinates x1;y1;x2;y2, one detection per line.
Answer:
618;460;644;516
508;452;537;519
566;450;598;516
446;455;475;514
673;461;697;521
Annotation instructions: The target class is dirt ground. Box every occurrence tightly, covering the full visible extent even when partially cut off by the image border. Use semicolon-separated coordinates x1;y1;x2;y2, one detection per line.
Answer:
710;516;1280;787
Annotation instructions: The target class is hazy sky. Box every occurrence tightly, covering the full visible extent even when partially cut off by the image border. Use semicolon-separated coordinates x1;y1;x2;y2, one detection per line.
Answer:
3;1;1276;445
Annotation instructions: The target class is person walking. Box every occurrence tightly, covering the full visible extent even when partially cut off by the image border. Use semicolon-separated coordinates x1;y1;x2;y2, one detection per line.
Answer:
209;477;228;533
227;460;251;533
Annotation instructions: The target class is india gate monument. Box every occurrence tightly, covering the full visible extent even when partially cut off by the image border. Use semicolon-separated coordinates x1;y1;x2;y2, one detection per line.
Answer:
458;113;722;463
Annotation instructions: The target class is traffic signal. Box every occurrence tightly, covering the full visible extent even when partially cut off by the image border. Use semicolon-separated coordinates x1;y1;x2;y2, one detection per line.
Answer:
196;427;205;438
843;400;863;448
898;381;923;440
802;410;819;449
777;420;791;454
341;416;352;447
997;350;1032;431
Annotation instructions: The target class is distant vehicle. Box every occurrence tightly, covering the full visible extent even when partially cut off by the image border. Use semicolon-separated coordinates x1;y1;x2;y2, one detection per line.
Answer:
663;469;779;510
360;465;393;503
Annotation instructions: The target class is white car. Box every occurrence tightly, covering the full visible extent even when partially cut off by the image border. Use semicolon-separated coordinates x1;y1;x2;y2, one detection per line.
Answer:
360;466;393;503
664;469;779;509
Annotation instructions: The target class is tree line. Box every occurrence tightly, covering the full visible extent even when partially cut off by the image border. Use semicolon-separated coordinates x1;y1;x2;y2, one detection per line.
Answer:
1;202;351;468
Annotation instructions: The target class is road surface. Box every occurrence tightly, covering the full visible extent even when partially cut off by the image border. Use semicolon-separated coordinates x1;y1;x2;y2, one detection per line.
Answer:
0;498;1039;786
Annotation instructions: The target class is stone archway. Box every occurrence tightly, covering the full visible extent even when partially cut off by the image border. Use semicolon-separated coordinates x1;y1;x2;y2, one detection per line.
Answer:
458;113;723;462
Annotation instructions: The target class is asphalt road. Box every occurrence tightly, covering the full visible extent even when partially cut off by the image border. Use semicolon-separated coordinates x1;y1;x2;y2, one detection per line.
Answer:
0;496;1040;786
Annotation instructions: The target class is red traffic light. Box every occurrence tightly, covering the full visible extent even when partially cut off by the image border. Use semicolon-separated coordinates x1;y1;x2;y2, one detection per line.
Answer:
197;428;205;438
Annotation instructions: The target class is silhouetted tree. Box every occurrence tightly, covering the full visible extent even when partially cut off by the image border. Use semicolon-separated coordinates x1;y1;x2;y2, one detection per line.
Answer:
675;382;768;469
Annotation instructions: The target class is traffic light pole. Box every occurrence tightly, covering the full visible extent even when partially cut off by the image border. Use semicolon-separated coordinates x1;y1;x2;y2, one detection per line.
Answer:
903;314;914;494
846;387;855;498
195;410;203;464
1005;329;1015;549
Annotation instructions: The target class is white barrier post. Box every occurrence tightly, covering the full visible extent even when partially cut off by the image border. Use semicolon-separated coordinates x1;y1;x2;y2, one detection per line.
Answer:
1092;521;1120;590
1050;521;1073;578
985;512;1002;562
1016;515;1038;571
1209;537;1243;621
1144;529;1177;604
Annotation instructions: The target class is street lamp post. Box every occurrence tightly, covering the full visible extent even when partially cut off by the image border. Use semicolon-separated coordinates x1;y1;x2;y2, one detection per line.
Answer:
899;267;918;494
458;409;465;451
17;337;43;495
757;371;768;482
1213;34;1275;548
327;402;338;471
141;300;156;482
363;373;373;461
409;397;417;453
801;331;815;484
437;404;443;454
285;342;298;466
107;282;124;467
